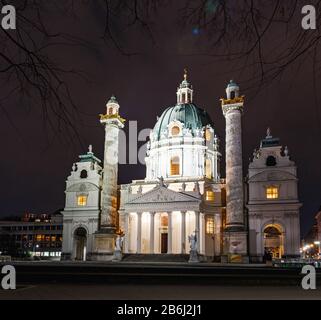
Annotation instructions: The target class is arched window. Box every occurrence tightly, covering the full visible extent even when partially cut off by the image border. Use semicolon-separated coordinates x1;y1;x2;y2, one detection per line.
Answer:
230;91;235;99
171;126;180;136
108;107;113;115
182;93;186;103
170;156;180;176
205;159;212;179
266;156;277;166
80;170;88;179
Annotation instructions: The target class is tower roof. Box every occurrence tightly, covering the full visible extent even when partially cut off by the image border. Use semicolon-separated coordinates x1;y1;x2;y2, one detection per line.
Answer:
107;95;118;105
227;80;238;88
78;145;101;163
260;128;280;148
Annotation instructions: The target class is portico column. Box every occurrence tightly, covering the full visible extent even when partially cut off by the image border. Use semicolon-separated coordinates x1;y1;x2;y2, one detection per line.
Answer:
195;211;200;253
150;212;155;254
181;211;186;254
168;212;172;254
137;212;142;254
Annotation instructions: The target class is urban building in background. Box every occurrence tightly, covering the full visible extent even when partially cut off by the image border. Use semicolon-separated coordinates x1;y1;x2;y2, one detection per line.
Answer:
301;206;321;259
0;212;63;259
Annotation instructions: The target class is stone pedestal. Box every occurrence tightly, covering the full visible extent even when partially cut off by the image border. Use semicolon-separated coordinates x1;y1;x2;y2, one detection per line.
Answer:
112;249;123;262
188;249;200;263
223;231;248;263
91;233;116;261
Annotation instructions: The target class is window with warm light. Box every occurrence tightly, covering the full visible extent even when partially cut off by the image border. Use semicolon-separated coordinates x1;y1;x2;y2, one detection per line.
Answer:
206;217;215;234
171;126;180;136
161;214;168;227
205;159;212;179
206;190;215;201
170;156;180;176
205;129;211;141
266;187;279;199
77;195;88;206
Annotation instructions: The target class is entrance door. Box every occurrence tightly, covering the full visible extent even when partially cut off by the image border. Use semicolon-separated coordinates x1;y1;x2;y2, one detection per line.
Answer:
161;233;168;253
264;225;283;259
74;227;87;261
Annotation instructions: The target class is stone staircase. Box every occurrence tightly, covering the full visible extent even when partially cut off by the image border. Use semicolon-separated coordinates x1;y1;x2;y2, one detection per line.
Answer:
121;254;189;263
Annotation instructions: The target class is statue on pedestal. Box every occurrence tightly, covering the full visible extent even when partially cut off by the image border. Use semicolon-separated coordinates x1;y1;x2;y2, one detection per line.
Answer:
188;233;200;263
112;234;124;262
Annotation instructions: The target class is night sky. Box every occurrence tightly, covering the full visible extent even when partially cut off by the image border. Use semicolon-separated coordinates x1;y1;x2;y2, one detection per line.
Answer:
1;1;320;237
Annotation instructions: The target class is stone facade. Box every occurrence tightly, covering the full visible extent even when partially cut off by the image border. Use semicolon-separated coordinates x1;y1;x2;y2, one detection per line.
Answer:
247;130;301;262
61;147;102;260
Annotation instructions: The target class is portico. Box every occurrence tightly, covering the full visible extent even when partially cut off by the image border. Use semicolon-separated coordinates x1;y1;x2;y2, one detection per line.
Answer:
119;183;204;255
121;210;203;255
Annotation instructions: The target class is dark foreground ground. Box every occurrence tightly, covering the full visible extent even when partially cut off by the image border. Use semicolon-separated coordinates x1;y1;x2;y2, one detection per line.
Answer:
0;261;320;300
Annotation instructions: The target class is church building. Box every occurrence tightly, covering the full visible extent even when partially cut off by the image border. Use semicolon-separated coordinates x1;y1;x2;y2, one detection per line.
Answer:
61;72;301;263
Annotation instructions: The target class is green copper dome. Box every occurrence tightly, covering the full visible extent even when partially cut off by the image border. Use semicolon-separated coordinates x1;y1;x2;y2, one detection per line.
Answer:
153;103;214;140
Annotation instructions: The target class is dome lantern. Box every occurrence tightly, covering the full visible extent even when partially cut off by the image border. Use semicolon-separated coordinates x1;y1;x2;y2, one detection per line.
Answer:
176;69;193;104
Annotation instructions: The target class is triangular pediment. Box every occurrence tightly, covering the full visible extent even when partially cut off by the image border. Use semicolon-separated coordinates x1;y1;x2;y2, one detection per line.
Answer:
127;185;201;205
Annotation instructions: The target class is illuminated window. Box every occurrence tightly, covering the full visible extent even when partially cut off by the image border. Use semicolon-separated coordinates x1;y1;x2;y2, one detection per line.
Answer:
108;107;113;115
36;234;45;241
205;159;212;179
206;190;215;201
170;156;180;176
206;216;215;234
171;126;180;136
51;236;56;242
161;214;168;227
266;187;279;199
205;129;211;141
77;195;87;206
